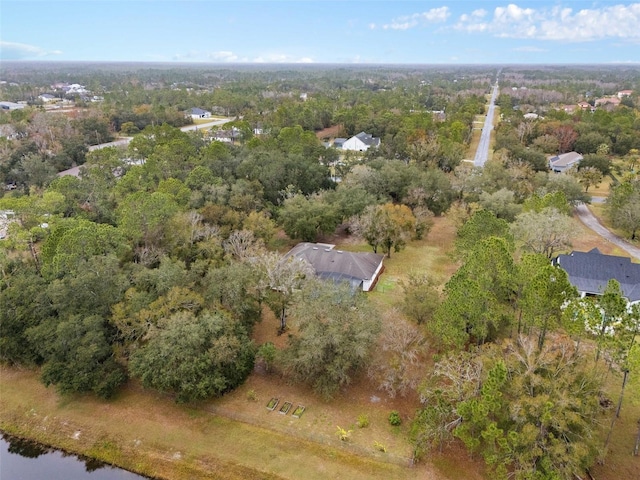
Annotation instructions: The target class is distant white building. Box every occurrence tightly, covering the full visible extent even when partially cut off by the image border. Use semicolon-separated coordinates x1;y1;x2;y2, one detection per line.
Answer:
548;151;583;173
341;132;380;152
65;84;89;94
188;107;211;119
39;93;57;103
0;101;25;110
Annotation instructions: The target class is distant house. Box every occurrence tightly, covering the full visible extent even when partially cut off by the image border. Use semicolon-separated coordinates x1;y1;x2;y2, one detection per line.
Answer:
65;84;89;94
577;101;594;112
39;93;57;103
210;127;240;143
0;101;25;110
332;138;347;149
595;97;621;108
188;107;211;119
554;248;640;305
617;90;633;98
342;132;380;152
548;151;583;173
284;242;384;292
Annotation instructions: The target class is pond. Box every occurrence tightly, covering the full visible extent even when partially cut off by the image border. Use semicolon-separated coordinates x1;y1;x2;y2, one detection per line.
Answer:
0;433;149;480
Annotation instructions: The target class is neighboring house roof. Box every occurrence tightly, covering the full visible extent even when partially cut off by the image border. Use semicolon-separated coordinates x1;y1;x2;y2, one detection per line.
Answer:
341;132;381;152
548;151;583;172
618;90;633;98
354;131;380;147
333;138;347;147
595;97;621;106
284;242;384;292
554;248;640;303
189;107;210;115
0;101;25;110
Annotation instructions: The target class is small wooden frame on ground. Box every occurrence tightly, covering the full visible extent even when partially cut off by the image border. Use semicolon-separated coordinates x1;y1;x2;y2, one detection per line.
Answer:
292;405;306;418
278;401;292;415
266;398;279;411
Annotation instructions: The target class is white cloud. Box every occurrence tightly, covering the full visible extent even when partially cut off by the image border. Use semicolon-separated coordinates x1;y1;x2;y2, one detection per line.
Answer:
455;3;640;42
0;41;62;60
382;7;450;30
208;51;239;62
252;53;315;64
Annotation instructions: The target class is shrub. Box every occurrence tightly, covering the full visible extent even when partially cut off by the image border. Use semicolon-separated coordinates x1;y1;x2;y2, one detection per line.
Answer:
388;410;402;426
336;426;352;441
373;441;387;453
357;414;370;428
246;389;257;402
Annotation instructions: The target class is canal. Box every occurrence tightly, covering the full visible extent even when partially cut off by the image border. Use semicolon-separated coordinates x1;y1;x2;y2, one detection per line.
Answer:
0;433;149;480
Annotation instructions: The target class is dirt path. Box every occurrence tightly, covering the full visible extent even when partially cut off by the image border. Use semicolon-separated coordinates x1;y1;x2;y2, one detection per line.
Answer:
574;203;640;260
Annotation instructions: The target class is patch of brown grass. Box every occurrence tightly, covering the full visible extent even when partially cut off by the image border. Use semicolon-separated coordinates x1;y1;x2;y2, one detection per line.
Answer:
315;125;343;140
0;366;439;480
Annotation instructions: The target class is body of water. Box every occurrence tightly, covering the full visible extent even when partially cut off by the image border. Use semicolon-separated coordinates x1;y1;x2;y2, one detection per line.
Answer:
0;433;149;480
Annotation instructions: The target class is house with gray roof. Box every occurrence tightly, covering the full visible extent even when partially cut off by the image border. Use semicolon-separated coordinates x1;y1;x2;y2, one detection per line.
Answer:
284;242;384;292
548;151;583;173
188;107;211;119
342;132;380;152
0;101;25;110
554;248;640;304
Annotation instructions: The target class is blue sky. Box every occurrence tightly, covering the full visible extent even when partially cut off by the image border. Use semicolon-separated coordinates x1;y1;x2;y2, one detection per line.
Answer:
1;1;639;64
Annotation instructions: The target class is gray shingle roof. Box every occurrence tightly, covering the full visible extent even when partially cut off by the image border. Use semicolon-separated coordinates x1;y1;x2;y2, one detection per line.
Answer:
284;242;383;289
354;132;380;147
548;151;583;169
554;248;640;302
190;107;210;115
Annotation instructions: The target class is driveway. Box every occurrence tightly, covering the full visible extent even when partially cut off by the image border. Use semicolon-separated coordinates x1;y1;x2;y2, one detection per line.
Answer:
574;203;640;261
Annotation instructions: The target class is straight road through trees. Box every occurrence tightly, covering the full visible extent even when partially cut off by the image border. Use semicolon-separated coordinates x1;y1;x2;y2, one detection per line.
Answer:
473;81;499;167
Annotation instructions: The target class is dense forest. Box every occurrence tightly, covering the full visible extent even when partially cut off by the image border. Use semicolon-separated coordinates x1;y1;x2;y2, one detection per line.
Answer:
2;63;640;480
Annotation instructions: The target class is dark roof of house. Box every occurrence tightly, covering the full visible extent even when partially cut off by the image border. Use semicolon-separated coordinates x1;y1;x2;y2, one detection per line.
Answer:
354;131;380;147
284;242;383;285
189;107;210;115
554;248;640;301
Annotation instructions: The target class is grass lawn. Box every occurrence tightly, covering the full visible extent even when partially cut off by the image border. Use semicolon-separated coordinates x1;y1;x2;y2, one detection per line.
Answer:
590;368;640;480
192;117;226;125
0;366;462;480
588;174;613;197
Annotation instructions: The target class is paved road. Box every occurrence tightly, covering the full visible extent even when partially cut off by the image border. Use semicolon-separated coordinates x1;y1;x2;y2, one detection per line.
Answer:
473;82;499;167
87;118;232;152
575;203;640;261
59;118;233;177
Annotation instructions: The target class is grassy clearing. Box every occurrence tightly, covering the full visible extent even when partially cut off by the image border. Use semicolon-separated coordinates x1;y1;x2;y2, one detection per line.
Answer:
586;203;640;250
466;115;484;160
0;366;443;480
587;175;613;197
590;370;640;480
